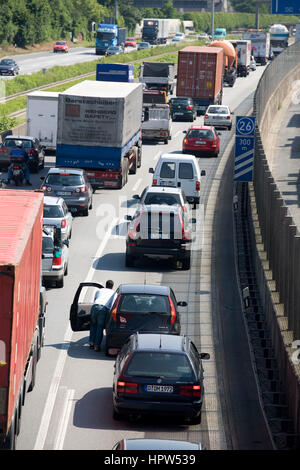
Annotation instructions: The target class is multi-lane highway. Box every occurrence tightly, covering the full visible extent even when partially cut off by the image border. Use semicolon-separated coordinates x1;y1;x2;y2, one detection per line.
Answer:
1;63;275;450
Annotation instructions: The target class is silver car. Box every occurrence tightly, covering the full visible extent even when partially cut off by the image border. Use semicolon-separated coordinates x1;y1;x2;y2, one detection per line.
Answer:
204;105;233;130
42;228;69;288
43;196;73;241
41;168;93;216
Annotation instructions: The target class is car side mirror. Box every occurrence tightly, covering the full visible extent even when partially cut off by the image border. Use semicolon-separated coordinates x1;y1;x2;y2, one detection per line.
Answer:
217;132;222;136
40;176;45;180
149;168;154;174
125;215;132;221
201;170;206;176
177;301;187;307
183;130;187;134
231;111;234;114
199;352;210;360
190;218;196;224
63;239;69;247
132;194;140;200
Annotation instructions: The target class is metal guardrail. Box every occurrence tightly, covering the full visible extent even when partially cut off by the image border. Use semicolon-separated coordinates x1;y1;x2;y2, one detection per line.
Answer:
252;40;300;447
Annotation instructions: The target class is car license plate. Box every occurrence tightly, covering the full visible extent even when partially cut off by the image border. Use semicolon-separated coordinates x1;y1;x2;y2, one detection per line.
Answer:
160;181;175;187
175;112;183;115
13;170;20;175
57;191;71;196
146;385;173;393
195;141;206;144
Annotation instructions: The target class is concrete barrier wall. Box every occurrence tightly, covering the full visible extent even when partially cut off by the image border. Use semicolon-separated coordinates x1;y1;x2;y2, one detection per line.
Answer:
252;41;300;443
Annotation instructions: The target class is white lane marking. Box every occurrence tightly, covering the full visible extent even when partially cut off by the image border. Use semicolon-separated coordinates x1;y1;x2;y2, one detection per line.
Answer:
34;324;73;450
34;216;118;449
132;178;142;192
54;389;75;450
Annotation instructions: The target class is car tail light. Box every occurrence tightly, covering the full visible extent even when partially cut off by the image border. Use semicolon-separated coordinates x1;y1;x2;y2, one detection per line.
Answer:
117;381;138;394
179;213;190;244
179;385;201;398
204;114;208;119
0;146;6;153
227;116;230;119
153;179;157;185
111;294;121;322
52;256;62;269
27;149;36;155
186;105;193;110
196;181;200;191
61;219;67;229
183;138;188;144
168;297;176;324
75;186;87;193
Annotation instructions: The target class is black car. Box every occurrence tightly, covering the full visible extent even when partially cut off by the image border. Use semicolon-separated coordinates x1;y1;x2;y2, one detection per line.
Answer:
169;97;197;122
69;283;186;355
0;58;20;76
125;204;193;270
112;333;210;424
0;135;45;171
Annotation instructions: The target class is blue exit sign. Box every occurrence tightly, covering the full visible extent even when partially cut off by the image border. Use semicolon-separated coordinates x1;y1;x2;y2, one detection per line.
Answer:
272;0;300;14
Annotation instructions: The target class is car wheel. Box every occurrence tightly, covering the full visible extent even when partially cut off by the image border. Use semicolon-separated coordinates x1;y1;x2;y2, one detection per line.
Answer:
181;256;191;270
228;125;232;131
125;254;135;267
56;277;64;288
89;197;93;210
164;139;168;145
113;408;123;421
82;207;89;216
64;263;68;276
69;229;72;240
214;151;219;158
189;413;201;425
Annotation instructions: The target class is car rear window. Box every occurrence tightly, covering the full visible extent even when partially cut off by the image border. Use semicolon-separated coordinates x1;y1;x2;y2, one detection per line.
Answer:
160;162;175;179
118;294;169;314
188;129;214;139
171;99;190;105
45;174;84;186
139;210;183;240
42;236;54;253
43;205;64;218
125;352;195;380
143;193;181;206
179;163;193;179
208;106;228;114
4;139;32;148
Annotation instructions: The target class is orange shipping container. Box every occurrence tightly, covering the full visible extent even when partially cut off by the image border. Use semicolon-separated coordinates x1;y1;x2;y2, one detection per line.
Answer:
177;46;224;102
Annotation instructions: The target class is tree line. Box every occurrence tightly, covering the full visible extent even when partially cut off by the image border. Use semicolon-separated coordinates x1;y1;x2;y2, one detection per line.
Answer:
0;0;299;48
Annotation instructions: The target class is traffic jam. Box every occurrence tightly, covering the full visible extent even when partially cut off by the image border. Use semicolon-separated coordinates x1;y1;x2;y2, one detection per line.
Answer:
0;31;267;450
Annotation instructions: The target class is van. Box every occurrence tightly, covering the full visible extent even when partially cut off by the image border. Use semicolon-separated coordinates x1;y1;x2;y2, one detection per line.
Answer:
214;28;226;38
149;153;206;206
142;104;172;144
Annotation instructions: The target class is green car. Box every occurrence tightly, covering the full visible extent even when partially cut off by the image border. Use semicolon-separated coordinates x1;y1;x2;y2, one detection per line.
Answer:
169;97;197;122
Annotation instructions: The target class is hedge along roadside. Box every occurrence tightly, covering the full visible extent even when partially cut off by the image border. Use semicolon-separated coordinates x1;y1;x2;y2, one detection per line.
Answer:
0;46;188;118
2;40;203;98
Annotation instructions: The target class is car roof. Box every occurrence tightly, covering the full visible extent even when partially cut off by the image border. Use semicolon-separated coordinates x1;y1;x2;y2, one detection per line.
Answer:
143;185;183;195
187;125;214;131
139;204;183;214
5;135;35;140
133;333;187;352
118;284;170;295
120;439;202;450
47;167;84;175
43;196;63;206
159;152;197;161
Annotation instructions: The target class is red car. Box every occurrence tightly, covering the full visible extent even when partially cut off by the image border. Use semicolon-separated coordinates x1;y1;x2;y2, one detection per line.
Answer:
124;37;136;47
182;125;220;157
53;41;69;53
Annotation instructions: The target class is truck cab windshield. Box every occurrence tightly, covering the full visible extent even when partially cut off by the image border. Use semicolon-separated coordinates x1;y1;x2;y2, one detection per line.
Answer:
97;32;115;40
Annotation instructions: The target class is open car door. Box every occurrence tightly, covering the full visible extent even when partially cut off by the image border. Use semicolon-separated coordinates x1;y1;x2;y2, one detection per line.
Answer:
70;282;104;331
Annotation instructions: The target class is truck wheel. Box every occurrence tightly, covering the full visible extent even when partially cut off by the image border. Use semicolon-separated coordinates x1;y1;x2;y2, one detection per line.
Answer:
181;255;191;270
28;339;38;392
164;139;168;145
129;151;137;175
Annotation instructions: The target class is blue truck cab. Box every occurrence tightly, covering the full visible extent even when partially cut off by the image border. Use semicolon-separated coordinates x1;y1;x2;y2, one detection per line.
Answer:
96;24;118;55
214;28;226;38
96;63;134;82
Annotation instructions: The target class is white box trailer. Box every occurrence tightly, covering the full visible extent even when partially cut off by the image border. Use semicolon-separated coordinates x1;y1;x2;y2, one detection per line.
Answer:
242;32;270;65
236;40;251;76
26;91;59;151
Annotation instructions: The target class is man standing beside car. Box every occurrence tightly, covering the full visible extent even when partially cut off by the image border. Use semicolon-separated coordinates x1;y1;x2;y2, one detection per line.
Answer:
89;280;115;352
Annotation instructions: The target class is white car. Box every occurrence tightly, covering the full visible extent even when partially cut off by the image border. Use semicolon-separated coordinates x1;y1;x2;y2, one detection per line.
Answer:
204;105;233;130
250;55;256;71
42;227;69;288
43;196;73;240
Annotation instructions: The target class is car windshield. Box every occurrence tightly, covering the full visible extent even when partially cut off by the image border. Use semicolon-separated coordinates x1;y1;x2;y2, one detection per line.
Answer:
56;42;66;45
42;236;54;254
118;294;169;314
208;106;228;114
187;129;214;139
0;59;13;65
43;205;64;218
125;352;195;380
44;173;84;186
143;193;181;206
139;43;149;47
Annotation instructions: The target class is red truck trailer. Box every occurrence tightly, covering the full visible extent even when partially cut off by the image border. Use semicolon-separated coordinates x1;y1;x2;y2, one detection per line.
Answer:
0;190;45;449
176;46;224;115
